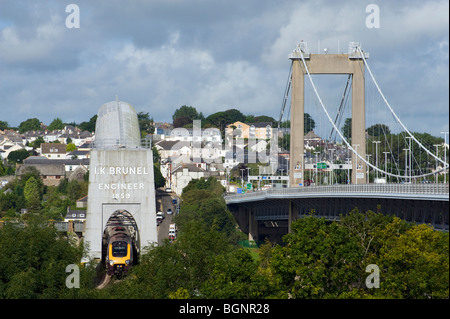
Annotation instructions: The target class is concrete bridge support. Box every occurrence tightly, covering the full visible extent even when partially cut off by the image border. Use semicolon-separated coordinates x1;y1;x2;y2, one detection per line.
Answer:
288;200;299;233
289;52;367;186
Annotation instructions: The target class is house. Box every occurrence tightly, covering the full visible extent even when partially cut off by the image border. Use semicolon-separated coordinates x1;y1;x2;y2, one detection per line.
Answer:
226;121;273;140
167;127;222;143
40;143;67;159
154;140;191;161
16;156;89;186
171;164;207;195
16;158;65;186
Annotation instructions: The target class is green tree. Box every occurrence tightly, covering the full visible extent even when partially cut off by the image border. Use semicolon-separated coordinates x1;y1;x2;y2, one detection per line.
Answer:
18;118;41;133
47;117;65;131
0;218;85;298
24;176;41;212
7;148;30;164
367;123;390;137
0;120;9;130
78;115;97;132
153;165;165;189
137;111;154;134
172;105;203;122
66;143;76;152
304;113;316;134
342;117;352;140
31;136;45;149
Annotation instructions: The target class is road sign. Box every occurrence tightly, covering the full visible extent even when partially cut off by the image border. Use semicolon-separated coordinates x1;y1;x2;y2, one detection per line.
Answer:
246;183;252;190
316;162;327;169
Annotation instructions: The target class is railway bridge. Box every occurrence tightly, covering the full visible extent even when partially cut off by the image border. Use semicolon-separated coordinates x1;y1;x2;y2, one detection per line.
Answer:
225;184;449;243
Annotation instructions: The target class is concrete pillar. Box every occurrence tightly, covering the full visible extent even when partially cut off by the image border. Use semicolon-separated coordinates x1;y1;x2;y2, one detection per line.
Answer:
288;200;298;233
289;59;305;188
289;53;367;185
248;208;258;242
351;60;367;184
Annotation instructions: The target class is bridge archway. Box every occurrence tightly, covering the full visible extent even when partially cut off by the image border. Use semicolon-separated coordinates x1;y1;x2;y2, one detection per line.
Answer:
102;209;140;265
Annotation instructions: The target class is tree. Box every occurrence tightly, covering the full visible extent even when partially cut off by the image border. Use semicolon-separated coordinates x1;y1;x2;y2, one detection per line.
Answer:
47;118;65;131
342;117;352;140
18;118;41;133
78;115;97;132
66;143;76;152
7;148;30;164
0;120;9;130
153;165;165;189
172;105;202;122
304;113;316;134
137;112;154;134
0;217;85;298
367;123;390;137
24;176;41;212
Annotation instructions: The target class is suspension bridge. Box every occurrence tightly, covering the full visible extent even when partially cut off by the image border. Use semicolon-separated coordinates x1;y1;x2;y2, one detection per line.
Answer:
225;41;449;241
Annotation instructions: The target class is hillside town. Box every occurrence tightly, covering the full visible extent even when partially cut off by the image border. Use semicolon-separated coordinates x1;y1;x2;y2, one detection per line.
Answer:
0;113;361;196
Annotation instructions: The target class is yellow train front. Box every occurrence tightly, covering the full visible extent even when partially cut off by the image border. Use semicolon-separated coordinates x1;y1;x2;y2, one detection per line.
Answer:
106;227;133;277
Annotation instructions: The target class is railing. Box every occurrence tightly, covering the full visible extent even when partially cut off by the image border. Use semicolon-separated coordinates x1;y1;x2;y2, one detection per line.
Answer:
88;138;152;150
224;183;449;203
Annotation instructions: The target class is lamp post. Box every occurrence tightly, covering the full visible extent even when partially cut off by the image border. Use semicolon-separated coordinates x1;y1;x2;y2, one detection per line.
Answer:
403;148;409;183
383;151;389;182
329;148;335;185
406;137;413;182
352;144;360;185
433;144;440;183
372;141;381;180
440;131;448;184
314;151;320;185
366;154;371;183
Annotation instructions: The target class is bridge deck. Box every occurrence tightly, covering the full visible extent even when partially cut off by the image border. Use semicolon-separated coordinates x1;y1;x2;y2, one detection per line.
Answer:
224;183;449;204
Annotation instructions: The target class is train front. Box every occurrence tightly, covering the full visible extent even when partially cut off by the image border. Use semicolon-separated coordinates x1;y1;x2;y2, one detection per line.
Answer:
106;232;133;276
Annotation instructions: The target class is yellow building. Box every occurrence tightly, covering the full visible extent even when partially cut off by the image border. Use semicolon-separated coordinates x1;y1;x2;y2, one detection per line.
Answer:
226;121;272;140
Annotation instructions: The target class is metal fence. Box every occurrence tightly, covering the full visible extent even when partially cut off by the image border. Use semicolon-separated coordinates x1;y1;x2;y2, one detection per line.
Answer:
224;183;449;203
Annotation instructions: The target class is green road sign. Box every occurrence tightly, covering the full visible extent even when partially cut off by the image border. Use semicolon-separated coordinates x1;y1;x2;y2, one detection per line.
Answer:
317;162;327;169
246;183;252;190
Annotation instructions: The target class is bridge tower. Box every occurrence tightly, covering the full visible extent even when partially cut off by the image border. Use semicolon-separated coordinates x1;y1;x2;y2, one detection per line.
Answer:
289;42;369;186
83;100;157;261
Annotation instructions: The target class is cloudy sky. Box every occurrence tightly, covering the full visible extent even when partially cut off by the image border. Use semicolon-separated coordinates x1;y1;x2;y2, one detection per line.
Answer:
0;0;448;137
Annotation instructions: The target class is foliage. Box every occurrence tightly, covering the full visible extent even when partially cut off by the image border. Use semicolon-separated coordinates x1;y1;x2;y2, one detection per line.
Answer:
78;115;97;132
153;164;165;189
172;105;204;124
47;118;65;131
7;148;31;164
18;118;41;133
0;217;84;298
24;176;41;212
66;143;76;152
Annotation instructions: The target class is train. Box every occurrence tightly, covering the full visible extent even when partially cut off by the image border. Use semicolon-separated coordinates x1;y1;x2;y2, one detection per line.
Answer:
105;225;134;277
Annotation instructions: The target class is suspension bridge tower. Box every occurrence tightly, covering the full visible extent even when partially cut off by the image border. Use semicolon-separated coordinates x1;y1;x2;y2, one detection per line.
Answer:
289;42;369;186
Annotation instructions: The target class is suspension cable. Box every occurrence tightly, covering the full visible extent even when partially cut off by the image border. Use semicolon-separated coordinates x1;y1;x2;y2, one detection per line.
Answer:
297;46;446;179
356;45;448;168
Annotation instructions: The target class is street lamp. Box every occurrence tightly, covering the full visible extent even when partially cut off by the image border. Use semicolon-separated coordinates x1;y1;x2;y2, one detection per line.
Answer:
314;151;320;185
403;148;409;183
366;154;371;183
440;131;448;184
372;141;381;179
352;144;360;185
383;151;389;182
329;148;335;185
406;137;413;182
433;144;440;183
